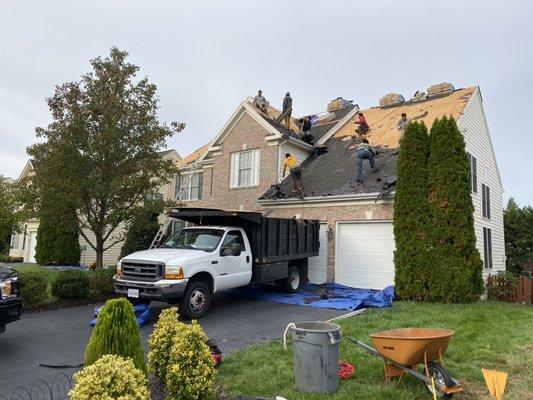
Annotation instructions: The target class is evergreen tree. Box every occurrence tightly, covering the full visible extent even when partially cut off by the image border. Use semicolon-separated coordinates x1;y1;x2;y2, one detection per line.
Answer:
504;198;533;276
427;116;483;302
120;208;161;259
393;122;431;300
84;298;147;375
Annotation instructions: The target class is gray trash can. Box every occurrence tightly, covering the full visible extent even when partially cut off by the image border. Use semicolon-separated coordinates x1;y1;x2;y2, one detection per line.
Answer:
291;321;342;394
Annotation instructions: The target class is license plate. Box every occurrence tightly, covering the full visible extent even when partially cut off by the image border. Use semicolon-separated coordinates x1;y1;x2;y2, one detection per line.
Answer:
127;288;139;298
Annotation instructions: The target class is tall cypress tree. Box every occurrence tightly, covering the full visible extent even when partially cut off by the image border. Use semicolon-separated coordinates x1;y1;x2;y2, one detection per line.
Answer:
427;116;483;302
393;122;431;301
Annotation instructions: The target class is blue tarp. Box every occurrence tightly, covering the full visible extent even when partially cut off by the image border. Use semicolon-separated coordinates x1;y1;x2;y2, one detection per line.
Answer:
89;303;151;327
225;283;394;311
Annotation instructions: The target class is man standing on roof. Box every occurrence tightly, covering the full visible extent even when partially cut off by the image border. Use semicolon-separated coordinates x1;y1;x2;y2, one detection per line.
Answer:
396;112;410;142
355;138;378;183
353;112;369;136
299;116;314;144
253;90;269;113
282;152;302;194
282;92;293;129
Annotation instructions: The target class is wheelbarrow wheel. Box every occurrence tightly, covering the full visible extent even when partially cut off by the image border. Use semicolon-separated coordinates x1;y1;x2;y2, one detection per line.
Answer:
424;362;454;399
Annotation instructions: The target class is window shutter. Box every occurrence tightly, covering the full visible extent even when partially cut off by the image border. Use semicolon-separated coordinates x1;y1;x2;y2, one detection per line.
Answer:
472;156;477;193
486;186;491;219
230;153;239;188
198;172;203;199
252;149;260;186
175;174;181;199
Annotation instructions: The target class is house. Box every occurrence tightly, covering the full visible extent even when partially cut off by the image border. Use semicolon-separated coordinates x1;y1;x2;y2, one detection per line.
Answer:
175;84;505;289
9;149;181;265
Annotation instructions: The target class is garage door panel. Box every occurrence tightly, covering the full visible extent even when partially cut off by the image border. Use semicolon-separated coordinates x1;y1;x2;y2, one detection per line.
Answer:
337;222;395;290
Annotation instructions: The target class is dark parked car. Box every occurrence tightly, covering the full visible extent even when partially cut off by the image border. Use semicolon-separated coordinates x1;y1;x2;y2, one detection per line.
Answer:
0;265;22;334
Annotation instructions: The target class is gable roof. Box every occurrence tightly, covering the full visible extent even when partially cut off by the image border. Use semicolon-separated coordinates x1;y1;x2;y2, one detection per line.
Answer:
320;87;476;147
176;143;211;169
157;149;181;159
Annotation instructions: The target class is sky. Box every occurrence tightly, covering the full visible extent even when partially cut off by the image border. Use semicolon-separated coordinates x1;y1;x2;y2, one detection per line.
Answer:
0;0;532;205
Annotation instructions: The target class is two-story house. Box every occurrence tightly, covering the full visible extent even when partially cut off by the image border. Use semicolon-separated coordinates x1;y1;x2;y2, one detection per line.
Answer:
9;149;181;265
175;83;505;290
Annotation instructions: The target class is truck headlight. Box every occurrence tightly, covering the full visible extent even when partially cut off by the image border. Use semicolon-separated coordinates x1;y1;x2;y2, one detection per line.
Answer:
115;261;123;278
165;266;184;280
0;279;15;299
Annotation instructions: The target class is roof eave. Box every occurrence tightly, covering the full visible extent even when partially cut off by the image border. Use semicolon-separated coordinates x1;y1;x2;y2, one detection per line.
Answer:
258;191;394;206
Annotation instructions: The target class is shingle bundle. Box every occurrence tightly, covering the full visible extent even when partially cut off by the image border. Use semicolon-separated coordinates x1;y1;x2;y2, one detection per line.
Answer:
379;93;405;108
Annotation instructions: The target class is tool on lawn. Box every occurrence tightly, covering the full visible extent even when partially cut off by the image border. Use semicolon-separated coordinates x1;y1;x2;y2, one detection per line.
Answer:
207;339;222;366
482;368;507;400
347;328;464;399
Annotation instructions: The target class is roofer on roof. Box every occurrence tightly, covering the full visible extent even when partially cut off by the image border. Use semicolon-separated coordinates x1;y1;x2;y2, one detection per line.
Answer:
299;116;314;145
282;92;293;129
253;90;269;113
355;138;378;183
282;152;302;193
396;112;410;142
353;112;369;136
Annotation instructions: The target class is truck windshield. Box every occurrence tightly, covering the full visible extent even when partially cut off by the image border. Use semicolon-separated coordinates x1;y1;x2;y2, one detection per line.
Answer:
161;229;224;252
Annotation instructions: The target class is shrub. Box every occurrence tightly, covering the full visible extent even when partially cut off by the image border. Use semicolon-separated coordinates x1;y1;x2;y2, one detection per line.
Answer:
148;307;186;381
427;116;483;302
84;298;147;375
51;269;90;299
89;267;116;298
393;121;431;301
19;271;49;308
69;354;149;400
120;209;161;259
166;320;216;400
487;271;519;301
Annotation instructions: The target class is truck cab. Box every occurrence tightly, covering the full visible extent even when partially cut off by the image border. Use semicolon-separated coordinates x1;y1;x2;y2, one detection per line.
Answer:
0;265;23;334
114;208;319;318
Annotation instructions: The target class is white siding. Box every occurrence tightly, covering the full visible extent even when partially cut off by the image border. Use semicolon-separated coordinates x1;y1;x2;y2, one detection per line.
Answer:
79;225;126;267
278;142;312;181
457;88;506;274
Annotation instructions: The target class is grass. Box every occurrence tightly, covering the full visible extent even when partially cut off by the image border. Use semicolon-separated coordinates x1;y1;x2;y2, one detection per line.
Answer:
11;263;62;284
217;301;533;400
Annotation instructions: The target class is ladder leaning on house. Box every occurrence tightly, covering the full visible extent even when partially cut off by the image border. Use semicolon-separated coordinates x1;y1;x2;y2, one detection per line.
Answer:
149;158;203;249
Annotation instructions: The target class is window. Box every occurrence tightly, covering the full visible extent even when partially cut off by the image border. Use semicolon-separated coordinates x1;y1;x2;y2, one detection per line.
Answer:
482;184;491;219
483;227;493;269
176;171;203;201
161;228;223;252
221;230;245;255
10;233;21;250
230;149;260;188
467;152;477;193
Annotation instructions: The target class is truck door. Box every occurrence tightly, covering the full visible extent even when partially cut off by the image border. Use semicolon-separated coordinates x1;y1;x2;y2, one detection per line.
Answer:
216;230;252;290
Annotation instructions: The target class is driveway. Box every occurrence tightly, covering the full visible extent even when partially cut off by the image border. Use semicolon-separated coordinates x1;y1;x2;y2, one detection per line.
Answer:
0;293;345;395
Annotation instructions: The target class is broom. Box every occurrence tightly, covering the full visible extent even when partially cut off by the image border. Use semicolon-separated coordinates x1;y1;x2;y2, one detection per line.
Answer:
482;368;508;400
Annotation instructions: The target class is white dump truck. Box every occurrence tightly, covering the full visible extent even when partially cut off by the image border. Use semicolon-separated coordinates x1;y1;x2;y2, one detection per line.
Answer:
114;208;320;318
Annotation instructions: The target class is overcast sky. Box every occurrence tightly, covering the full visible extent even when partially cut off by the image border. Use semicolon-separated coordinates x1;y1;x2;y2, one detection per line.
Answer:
1;0;531;205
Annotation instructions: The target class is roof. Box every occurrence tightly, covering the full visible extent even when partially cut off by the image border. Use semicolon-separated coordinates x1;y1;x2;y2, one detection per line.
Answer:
260;137;398;200
176;143;211;169
325;87;476;147
157;149;177;157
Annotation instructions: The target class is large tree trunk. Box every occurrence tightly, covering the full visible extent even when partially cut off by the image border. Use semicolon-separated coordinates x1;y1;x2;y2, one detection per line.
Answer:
95;237;104;269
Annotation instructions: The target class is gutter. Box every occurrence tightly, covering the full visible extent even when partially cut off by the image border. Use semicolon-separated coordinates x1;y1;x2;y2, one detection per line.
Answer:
258;191;394;206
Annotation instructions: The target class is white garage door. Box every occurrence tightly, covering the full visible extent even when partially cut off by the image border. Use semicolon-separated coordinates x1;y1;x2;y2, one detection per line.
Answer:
308;223;327;284
336;222;395;289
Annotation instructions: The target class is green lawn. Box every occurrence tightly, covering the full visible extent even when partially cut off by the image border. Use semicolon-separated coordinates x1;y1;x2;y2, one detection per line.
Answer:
218;301;533;400
11;263;62;283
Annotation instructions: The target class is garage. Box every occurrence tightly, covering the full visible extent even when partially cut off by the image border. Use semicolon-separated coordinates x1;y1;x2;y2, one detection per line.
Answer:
336;221;395;289
308;223;327;284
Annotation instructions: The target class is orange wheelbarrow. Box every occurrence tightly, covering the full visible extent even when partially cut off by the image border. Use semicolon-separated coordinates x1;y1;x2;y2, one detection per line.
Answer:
347;328;464;398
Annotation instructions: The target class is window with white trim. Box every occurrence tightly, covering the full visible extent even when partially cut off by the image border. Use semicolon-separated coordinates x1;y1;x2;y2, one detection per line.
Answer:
482;184;491;219
230;149;260;188
467;152;477;193
10;233;21;250
483;227;493;269
176;171;203;201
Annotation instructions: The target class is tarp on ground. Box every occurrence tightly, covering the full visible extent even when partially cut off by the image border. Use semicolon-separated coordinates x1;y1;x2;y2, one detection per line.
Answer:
225;283;394;310
89;303;151;327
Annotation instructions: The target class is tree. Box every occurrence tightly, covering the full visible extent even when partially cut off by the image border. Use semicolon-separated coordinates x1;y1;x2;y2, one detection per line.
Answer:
427;116;483;302
393;122;431;301
120;203;162;259
27;48;183;268
504;198;533;276
84;298;147;375
0;176;19;254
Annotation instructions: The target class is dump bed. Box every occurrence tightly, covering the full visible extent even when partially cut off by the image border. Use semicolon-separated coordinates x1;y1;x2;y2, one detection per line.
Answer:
168;208;319;264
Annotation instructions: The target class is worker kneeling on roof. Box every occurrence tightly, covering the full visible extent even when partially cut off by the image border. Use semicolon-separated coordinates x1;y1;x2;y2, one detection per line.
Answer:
282;152;302;193
355;138;378;183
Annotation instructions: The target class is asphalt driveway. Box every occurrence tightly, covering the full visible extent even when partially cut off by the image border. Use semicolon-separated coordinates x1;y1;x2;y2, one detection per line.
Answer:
0;293;345;395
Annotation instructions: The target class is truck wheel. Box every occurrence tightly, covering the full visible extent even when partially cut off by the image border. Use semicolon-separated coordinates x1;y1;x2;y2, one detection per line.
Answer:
279;266;302;294
180;280;211;319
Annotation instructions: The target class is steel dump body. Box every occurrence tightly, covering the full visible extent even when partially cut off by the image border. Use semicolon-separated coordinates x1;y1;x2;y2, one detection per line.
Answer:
168;208;320;265
370;328;455;366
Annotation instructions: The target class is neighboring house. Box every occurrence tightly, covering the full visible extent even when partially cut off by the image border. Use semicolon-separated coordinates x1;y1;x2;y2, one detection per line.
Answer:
175;84;505;289
9;149;181;265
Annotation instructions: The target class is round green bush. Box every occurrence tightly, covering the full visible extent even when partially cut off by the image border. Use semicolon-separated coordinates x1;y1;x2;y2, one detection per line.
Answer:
51;269;90;299
89;267;116;298
19;271;49;308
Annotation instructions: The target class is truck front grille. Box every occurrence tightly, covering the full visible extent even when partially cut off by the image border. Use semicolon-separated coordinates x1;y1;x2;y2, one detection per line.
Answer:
122;261;164;281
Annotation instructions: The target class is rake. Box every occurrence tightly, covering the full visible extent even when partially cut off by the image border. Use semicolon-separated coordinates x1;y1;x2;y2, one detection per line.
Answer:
482;368;508;400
